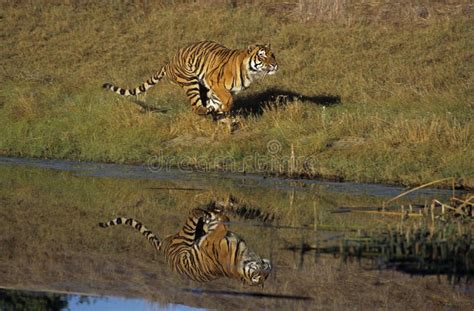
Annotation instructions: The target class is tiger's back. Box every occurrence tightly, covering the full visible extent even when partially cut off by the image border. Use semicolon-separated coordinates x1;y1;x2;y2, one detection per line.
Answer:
158;207;229;282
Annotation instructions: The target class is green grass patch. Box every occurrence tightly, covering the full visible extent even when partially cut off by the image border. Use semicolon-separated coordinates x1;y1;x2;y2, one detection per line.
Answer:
0;2;472;187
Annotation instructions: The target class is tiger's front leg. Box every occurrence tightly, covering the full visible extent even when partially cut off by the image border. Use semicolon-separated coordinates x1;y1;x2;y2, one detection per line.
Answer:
206;87;242;132
210;86;233;115
207;87;235;120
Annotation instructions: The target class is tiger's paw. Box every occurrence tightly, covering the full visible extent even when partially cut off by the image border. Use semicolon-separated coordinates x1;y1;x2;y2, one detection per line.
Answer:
192;105;209;115
230;115;243;130
213;114;241;133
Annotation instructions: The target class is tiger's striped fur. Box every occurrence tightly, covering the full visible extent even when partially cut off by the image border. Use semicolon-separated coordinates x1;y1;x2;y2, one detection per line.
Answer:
99;207;272;286
102;41;278;115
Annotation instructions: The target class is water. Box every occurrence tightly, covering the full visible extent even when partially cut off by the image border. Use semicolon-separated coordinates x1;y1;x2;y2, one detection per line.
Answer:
0;288;204;311
0;157;472;310
0;156;457;199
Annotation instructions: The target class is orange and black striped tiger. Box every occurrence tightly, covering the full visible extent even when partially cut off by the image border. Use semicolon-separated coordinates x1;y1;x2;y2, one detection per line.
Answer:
103;41;278;115
98;207;272;286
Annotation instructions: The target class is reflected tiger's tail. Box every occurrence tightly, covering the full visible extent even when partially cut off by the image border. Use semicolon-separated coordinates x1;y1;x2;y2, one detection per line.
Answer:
99;217;161;251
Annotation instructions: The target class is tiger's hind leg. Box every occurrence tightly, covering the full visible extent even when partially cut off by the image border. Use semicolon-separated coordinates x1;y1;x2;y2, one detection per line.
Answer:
186;208;229;243
180;80;210;115
198;208;230;242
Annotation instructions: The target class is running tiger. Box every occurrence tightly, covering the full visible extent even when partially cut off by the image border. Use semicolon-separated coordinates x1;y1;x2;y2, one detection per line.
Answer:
102;41;278;115
98;207;272;286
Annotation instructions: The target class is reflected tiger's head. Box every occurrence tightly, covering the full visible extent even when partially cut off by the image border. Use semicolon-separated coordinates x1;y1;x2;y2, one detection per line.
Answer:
247;44;278;75
241;252;272;287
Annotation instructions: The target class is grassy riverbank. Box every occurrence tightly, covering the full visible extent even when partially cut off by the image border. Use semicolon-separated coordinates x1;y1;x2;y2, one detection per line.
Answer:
1;1;473;187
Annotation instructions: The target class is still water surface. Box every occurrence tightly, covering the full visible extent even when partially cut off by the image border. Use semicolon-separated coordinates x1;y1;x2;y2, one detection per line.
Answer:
0;157;472;310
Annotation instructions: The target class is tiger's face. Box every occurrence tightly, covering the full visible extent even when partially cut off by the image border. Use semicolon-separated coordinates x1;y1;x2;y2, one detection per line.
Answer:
248;44;278;75
242;255;272;286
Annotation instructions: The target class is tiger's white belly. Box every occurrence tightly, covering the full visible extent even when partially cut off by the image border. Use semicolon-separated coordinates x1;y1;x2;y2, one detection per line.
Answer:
230;86;245;95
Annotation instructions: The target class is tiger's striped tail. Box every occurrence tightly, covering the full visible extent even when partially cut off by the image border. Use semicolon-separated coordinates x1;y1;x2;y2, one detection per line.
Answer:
102;67;166;96
99;217;161;251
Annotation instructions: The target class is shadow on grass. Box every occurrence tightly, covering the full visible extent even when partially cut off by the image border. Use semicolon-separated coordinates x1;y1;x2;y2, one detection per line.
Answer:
132;99;170;113
130;88;340;117
234;88;341;117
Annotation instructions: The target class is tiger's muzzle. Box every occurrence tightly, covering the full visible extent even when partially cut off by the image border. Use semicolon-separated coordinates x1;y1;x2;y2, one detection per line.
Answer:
267;64;278;75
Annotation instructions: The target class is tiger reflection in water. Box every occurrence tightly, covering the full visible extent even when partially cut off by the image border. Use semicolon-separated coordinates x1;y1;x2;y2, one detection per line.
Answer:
99;206;271;287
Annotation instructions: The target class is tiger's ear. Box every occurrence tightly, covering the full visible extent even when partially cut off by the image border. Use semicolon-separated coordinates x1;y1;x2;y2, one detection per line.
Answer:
265;43;271;49
247;45;257;53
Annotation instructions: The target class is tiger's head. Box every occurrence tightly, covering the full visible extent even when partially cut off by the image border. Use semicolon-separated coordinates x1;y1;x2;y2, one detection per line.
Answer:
247;44;278;76
241;252;272;287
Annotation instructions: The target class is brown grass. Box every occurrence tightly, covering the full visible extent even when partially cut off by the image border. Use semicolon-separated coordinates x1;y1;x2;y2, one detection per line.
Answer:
0;1;472;187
